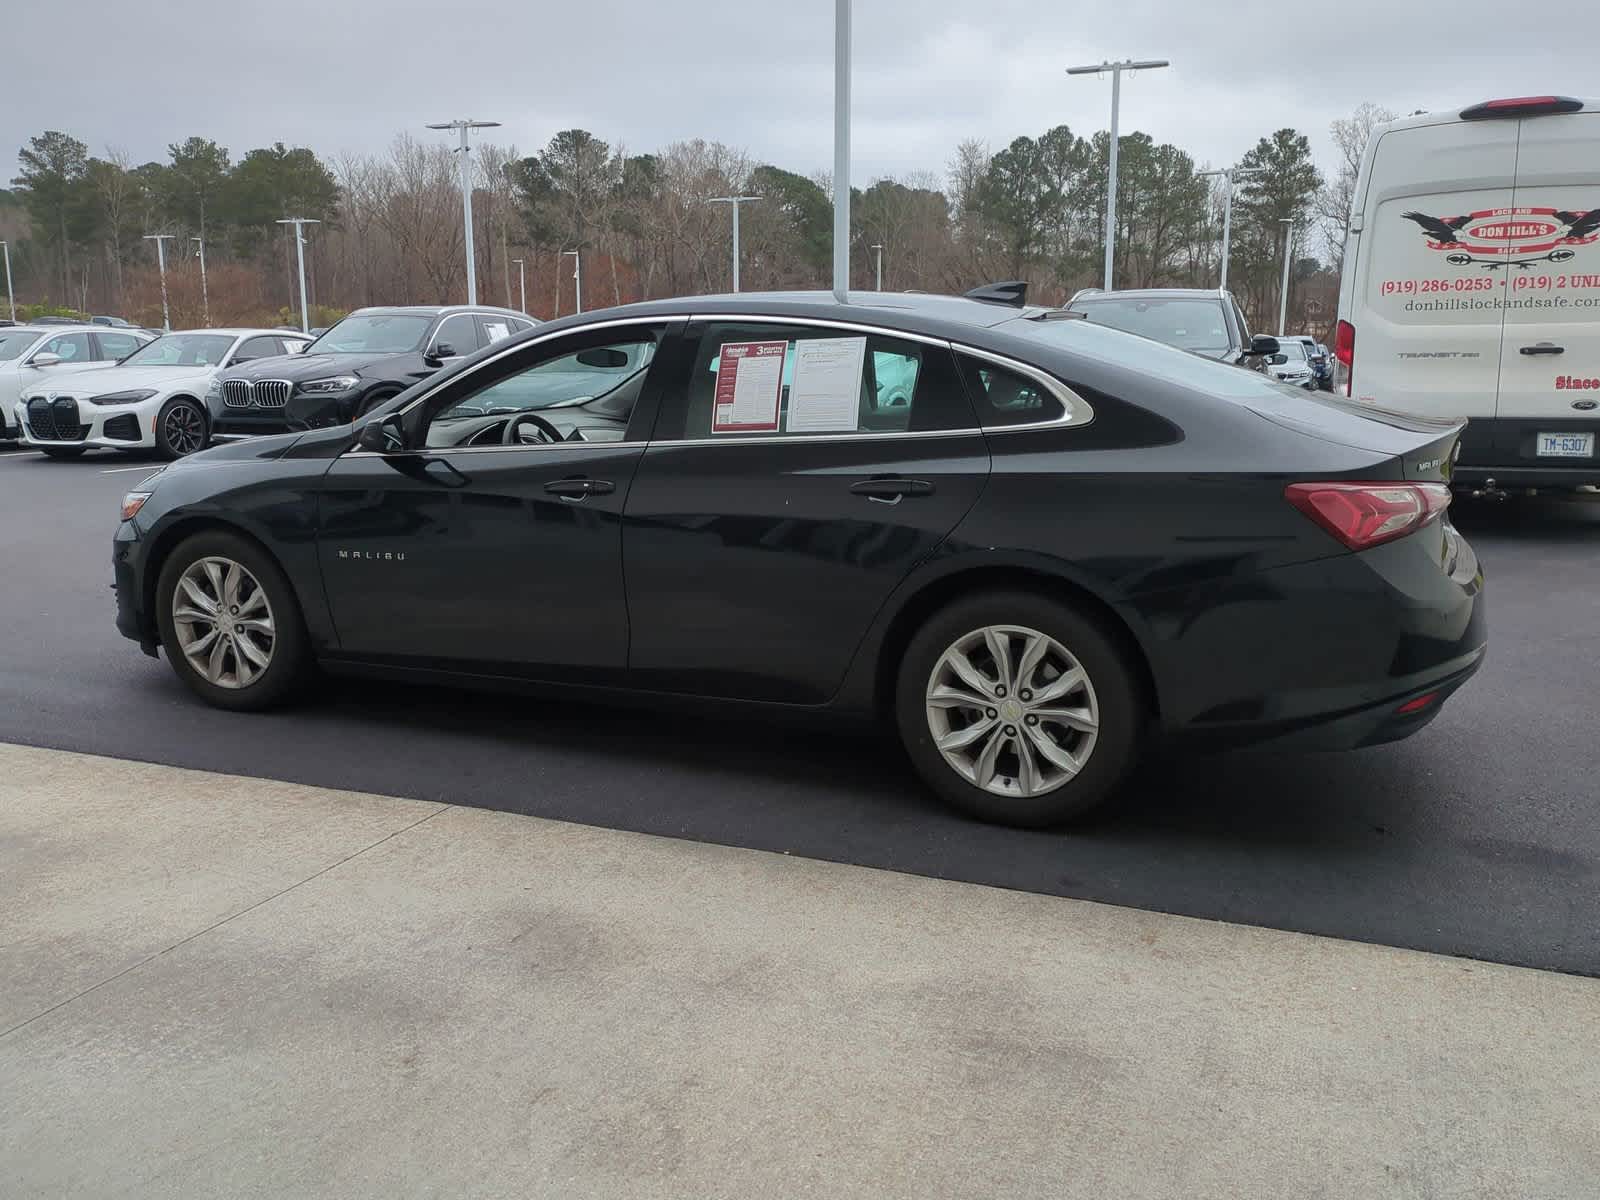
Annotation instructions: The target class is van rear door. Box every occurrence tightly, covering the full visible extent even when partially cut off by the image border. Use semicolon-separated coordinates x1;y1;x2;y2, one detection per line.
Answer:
1495;110;1600;466
1353;120;1516;418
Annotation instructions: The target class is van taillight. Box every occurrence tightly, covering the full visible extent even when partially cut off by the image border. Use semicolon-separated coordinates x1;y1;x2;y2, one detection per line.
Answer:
1334;319;1355;396
1460;96;1584;120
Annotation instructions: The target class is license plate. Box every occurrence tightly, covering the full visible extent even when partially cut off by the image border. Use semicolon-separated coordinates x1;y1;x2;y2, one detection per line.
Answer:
1536;432;1594;458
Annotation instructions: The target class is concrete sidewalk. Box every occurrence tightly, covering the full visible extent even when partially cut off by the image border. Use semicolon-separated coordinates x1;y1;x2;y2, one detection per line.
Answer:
2;743;1596;1199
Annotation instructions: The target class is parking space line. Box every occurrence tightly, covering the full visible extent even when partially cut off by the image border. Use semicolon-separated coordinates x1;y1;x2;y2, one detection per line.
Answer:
100;464;163;474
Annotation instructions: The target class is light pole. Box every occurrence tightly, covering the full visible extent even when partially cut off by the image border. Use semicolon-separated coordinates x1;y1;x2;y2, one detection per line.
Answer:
563;250;582;315
833;0;851;302
275;218;320;333
1067;57;1170;291
512;257;526;313
1197;166;1262;291
1277;217;1294;335
191;235;209;325
143;234;174;332
870;243;883;290
708;195;761;292
0;240;14;323
425;118;501;304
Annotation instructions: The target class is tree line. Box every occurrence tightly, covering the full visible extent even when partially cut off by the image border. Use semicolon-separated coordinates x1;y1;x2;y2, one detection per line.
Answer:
2;106;1392;334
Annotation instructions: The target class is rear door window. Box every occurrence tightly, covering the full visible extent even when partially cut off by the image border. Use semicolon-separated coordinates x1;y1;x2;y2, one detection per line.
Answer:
660;322;971;439
94;331;143;360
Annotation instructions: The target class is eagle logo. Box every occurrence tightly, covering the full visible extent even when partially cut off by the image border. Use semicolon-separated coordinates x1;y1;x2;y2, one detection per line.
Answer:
1402;205;1600;268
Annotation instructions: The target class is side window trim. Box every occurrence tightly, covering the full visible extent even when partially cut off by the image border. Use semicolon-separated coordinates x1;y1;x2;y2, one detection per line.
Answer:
679;313;1091;434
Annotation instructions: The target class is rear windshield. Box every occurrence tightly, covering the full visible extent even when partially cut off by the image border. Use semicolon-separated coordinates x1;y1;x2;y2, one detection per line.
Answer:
1067;297;1231;354
1000;315;1282;400
0;330;39;360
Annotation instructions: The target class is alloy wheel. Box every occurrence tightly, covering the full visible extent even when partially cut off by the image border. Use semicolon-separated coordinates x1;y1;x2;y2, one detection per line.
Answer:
163;403;206;455
924;624;1100;798
171;557;276;689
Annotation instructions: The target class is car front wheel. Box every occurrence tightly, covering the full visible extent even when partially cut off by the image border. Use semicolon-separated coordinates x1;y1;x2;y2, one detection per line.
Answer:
155;396;208;459
154;531;309;710
895;591;1144;827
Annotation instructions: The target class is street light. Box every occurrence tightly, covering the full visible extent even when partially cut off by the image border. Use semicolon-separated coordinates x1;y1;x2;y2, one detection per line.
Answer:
870;242;883;291
833;0;851;302
563;249;583;315
142;234;175;332
1067;57;1170;291
190;235;209;325
708;195;761;292
0;240;14;323
275;218;320;333
512;257;526;314
425;118;501;304
1197;167;1263;291
1278;217;1295;336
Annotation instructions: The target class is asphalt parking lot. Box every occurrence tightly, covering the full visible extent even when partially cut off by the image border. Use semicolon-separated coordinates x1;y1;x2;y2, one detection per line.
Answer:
3;445;1598;978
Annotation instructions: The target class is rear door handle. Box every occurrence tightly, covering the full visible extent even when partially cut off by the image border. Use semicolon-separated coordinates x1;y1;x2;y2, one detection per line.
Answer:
849;477;935;504
544;477;615;501
1519;342;1565;356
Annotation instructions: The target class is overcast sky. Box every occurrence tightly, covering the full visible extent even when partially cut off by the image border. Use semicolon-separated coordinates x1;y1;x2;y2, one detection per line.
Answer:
7;0;1592;187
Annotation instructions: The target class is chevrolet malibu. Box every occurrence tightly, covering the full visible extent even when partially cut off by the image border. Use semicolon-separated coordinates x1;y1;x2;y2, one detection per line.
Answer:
112;290;1486;827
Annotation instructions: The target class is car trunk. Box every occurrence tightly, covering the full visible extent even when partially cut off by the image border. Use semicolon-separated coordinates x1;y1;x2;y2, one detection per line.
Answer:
1243;392;1466;482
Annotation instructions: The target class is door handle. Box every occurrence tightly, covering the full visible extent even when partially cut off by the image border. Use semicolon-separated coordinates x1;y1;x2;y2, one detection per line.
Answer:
544;477;615;501
1519;342;1565;356
849;477;935;504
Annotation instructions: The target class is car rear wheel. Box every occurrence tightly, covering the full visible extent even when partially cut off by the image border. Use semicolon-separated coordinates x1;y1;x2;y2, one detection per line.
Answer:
155;396;208;459
895;591;1143;827
155;531;309;710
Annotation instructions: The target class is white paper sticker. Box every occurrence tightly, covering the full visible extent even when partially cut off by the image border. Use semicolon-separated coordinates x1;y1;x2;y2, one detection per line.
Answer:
787;337;867;433
483;321;511;343
711;341;786;433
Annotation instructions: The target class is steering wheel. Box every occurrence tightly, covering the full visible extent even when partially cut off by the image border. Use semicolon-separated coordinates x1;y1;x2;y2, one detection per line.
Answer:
503;412;562;445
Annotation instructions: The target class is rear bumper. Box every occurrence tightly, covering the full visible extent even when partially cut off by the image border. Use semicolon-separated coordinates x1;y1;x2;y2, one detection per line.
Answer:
1455;416;1600;486
1153;517;1486;753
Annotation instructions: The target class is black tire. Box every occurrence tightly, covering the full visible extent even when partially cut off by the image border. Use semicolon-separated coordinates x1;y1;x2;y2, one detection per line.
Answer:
894;590;1144;828
154;396;209;460
154;530;310;711
39;446;87;459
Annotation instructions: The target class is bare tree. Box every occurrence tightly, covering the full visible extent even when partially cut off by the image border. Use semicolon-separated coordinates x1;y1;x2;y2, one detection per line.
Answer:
1317;102;1396;273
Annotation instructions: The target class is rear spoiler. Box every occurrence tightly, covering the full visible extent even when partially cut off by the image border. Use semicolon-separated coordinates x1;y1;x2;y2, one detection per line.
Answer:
1461;96;1584;120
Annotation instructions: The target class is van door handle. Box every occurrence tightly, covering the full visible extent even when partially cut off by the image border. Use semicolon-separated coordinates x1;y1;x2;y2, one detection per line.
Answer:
544;477;614;501
849;477;934;504
1519;342;1565;356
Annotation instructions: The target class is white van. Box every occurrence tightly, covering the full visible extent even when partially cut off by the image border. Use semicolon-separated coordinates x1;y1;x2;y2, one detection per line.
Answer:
1334;95;1600;489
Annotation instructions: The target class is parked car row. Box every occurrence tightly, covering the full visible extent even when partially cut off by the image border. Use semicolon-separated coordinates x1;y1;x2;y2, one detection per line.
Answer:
4;304;535;461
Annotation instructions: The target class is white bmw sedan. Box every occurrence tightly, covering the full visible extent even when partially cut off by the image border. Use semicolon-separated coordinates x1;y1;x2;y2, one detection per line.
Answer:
15;328;311;460
0;324;154;444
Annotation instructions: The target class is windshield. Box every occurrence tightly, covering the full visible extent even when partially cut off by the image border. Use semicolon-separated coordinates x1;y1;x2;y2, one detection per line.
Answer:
306;314;432;355
1068;298;1231;354
120;333;236;367
0;330;40;361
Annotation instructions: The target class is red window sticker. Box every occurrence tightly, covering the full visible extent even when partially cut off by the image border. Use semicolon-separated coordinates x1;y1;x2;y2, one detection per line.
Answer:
711;341;786;433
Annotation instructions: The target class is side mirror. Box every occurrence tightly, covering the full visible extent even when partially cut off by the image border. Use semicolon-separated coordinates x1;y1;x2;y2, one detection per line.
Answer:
29;352;61;368
356;415;406;454
1246;334;1280;358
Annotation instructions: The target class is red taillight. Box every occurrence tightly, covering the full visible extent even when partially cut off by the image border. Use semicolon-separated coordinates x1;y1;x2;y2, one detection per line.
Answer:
1395;692;1438;715
1284;482;1452;550
1461;96;1584;120
1333;319;1355;397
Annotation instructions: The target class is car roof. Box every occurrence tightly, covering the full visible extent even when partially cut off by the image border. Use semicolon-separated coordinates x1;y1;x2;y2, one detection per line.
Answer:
5;323;107;336
149;327;311;338
346;305;530;319
567;290;1056;334
1069;288;1229;302
1373;96;1600;137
